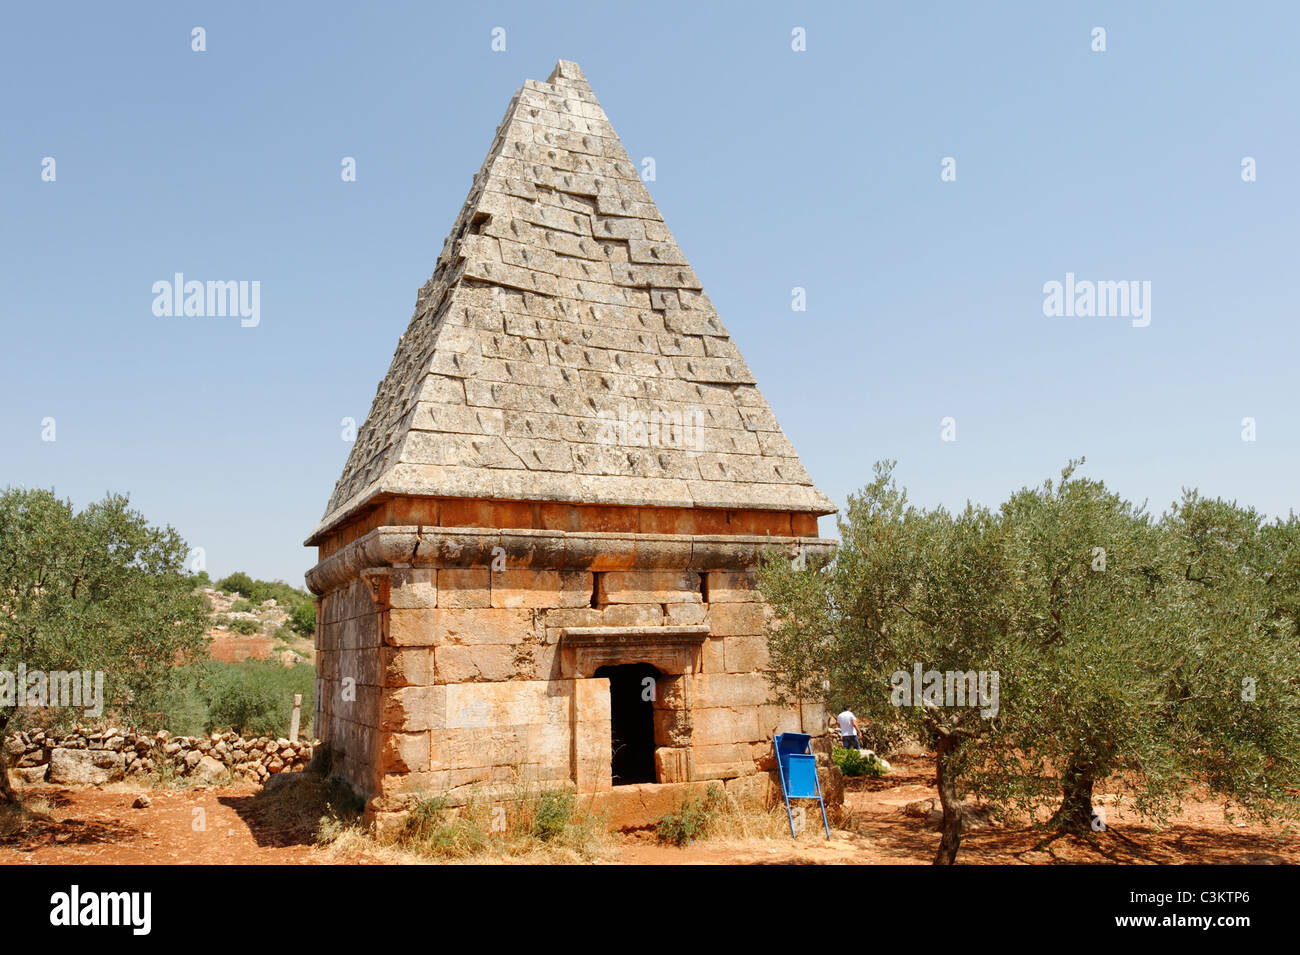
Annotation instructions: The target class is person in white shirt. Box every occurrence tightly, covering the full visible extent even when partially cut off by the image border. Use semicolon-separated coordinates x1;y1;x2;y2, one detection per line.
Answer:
836;707;862;750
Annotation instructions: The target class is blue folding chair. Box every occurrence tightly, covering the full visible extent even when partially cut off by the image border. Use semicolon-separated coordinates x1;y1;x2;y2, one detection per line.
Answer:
773;732;830;839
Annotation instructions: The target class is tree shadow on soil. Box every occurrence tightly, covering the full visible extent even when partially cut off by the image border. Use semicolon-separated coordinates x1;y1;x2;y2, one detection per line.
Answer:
841;807;1294;864
217;791;318;849
218;773;358;849
0;797;137;853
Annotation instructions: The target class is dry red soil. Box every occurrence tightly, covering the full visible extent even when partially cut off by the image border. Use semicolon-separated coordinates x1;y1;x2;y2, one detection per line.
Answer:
2;756;1294;865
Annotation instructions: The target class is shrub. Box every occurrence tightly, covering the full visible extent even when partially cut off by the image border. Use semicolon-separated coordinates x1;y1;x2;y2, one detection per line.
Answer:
530;789;575;842
402;796;490;856
230;598;254;614
158;664;212;737
216;572;255;598
228;617;259;635
833;747;889;778
290;600;316;637
248;578;310;609
205;670;281;736
654;784;727;846
215;573;312;614
203;660;315;736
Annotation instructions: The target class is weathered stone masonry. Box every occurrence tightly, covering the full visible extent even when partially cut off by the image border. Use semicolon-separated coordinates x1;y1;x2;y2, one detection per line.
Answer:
305;61;838;832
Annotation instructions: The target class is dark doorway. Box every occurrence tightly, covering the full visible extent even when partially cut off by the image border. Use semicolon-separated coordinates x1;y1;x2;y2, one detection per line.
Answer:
594;663;659;785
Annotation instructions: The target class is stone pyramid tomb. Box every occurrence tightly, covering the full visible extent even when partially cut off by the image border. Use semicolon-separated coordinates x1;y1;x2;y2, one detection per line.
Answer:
305;60;838;833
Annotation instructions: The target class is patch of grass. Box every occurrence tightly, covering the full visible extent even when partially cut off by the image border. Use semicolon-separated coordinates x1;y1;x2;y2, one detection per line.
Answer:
652;784;824;844
147;747;191;790
530;788;574;842
402;795;491;857
654;784;728;846
378;779;610;862
705;797;809;841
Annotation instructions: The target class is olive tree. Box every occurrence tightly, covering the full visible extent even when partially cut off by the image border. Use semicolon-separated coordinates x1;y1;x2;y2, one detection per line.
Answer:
761;461;1300;862
1159;493;1300;824
989;462;1183;831
0;488;209;803
760;462;1032;864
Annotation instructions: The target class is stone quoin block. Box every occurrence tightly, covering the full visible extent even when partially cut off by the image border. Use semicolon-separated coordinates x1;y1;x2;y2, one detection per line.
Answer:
380;647;434;687
707;602;766;637
379;731;431;774
595;570;702;604
723;636;770;673
490;569;591;609
433;644;518;684
386;609;438;648
704;570;760;603
692;706;761;745
437;568;492;608
379;685;445;733
388;567;437;609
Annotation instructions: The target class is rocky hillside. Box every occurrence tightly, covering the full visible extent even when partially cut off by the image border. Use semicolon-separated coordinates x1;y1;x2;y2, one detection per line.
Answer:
203;588;314;666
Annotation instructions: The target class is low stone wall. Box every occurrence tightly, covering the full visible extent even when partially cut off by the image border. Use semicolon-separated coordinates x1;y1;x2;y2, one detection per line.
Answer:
4;728;317;787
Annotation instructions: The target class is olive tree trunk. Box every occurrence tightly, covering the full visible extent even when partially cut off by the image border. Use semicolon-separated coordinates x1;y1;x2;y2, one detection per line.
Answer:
0;711;17;805
933;733;964;865
1050;756;1097;833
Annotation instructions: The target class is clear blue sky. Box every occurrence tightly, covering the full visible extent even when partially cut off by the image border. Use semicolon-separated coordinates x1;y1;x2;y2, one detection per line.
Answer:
3;2;1297;585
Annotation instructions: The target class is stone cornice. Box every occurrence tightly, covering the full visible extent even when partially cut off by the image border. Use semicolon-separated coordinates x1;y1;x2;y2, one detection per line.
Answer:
304;524;836;595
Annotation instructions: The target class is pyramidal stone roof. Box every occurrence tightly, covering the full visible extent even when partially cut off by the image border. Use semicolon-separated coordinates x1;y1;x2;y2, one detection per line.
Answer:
310;60;834;543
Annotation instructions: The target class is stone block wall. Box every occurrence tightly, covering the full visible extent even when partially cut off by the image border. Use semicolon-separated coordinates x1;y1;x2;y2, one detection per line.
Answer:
316;557;825;825
692;571;824;779
316;576;384;799
370;565;599;813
